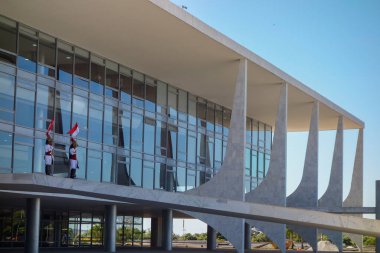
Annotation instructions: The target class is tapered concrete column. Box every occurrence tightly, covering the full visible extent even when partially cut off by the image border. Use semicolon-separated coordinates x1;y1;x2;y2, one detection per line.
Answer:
104;205;117;252
162;209;173;251
25;198;40;253
244;223;251;250
376;181;380;253
207;225;216;250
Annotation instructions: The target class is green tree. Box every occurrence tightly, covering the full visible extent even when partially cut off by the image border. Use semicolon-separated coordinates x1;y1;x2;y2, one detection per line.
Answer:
363;236;376;246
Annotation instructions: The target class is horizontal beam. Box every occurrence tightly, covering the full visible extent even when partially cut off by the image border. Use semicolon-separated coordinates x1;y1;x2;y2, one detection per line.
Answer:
0;173;379;236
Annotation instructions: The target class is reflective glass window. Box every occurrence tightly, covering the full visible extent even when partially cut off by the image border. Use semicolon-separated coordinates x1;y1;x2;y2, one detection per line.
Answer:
74;48;89;89
13;135;33;173
251;150;258;178
120;68;132;104
105;61;119;99
18;27;37;72
0;16;17;64
143;118;155;155
265;125;272;152
207;103;215;132
258;122;265;149
35;85;54;130
0;73;15;122
206;137;214;168
103;152;116;183
143;161;154;189
215;106;223;134
165;166;176;191
187;133;196;164
132;72;144;108
38;33;56;78
245;148;251;176
87;150;101;182
90;56;105;95
197;133;206;165
130;157;142;187
214;138;222;164
55;90;71;135
118;110;130;149
76;146;86;179
156;121;166;156
33;138;44;173
103;105;118;146
188;95;196;126
117;157;130;186
155;162;165;190
177;127;186;162
156;81;167;114
167;125;177;160
196;99;206;128
178;90;187;122
246;118;252;144
145;81;156;112
52;143;69;175
15;87;35;128
265;154;270;176
0;131;12;173
186;169;196;190
131;113;143;151
57;43;73;84
89;106;103;143
252;120;259;147
176;166;186;192
168;86;177;120
223;109;231;136
258;151;264;178
72;95;88;139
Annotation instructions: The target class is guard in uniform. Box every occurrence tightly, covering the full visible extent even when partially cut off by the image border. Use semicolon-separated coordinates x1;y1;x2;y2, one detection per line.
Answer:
69;138;78;178
45;137;54;175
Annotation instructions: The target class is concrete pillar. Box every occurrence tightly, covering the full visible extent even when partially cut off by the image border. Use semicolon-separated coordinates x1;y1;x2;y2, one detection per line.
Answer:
207;225;216;250
151;217;163;248
376;181;380;253
162;209;173;251
244;223;251;250
104;205;117;253
25;198;40;253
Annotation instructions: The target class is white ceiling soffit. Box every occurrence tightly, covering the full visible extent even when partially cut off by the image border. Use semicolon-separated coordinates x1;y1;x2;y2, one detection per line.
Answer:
0;0;364;131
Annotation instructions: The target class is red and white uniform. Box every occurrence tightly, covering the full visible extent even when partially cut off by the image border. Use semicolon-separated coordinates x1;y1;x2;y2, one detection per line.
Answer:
45;144;54;165
69;145;78;169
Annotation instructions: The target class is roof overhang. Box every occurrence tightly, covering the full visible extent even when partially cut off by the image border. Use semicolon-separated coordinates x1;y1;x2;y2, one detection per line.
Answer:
0;0;364;131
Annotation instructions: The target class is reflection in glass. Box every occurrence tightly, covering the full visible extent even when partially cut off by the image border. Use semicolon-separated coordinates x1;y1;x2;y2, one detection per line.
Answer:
143;161;154;189
76;146;86;179
223;109;231;136
206;103;214;131
33;138;44;173
132;73;144;108
120;72;132;104
13;136;33;173
57;46;73;84
38;34;55;77
103;105;118;145
103;152;116;183
145;82;156;112
196;100;206;128
89;107;103;143
143;118;155;155
156;81;167;114
0;16;17;64
118;110;130;149
178;90;187;122
0;73;14;122
87;150;101;182
55;91;71;135
177;128;186;162
36;85;54;130
117;157;130;186
215;106;223;134
130;158;142;187
72;95;88;139
74;48;89;89
156;121;166;156
167;125;177;160
186;169;196;190
0;131;12;173
105;62;119;99
131;113;143;151
90;57;105;95
15;87;35;128
168;87;177;120
187;133;196;164
176;166;186;192
18;31;37;72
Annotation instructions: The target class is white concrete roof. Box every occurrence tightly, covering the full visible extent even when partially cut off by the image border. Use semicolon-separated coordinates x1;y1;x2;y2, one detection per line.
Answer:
0;0;364;131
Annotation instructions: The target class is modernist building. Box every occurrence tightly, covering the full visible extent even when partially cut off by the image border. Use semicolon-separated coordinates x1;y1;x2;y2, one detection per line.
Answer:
0;1;375;253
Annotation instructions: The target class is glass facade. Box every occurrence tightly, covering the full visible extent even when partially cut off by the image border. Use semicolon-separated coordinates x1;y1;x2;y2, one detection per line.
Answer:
0;15;272;192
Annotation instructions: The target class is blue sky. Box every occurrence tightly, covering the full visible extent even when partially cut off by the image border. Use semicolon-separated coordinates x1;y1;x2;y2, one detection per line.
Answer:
170;0;380;234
